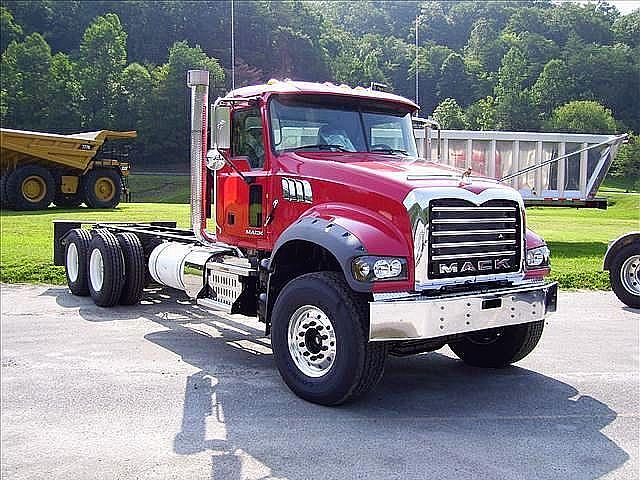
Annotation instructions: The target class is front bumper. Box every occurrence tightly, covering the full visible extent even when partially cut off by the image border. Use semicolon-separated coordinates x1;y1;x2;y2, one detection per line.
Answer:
369;282;557;341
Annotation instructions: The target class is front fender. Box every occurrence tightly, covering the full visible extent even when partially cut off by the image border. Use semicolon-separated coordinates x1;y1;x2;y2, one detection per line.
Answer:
603;232;640;270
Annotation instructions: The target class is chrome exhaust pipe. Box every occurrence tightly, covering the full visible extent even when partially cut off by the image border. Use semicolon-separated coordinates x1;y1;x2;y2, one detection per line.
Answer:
187;70;216;245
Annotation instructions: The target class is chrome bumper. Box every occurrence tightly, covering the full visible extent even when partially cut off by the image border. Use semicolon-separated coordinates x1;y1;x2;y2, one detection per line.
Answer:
369;282;558;341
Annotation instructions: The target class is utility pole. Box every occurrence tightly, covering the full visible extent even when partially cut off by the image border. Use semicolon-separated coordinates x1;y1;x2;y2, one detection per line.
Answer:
231;0;235;91
415;15;419;108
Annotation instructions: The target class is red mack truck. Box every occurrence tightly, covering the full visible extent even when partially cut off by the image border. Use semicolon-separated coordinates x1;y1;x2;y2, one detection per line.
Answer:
53;70;557;405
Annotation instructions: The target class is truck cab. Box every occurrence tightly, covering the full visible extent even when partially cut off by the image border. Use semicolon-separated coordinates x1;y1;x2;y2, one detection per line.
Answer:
56;71;557;406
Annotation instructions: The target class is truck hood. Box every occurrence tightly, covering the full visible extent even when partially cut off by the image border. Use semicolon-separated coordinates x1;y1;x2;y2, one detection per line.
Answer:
278;152;514;201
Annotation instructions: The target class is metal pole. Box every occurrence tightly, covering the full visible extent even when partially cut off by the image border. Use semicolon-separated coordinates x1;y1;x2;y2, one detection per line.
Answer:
415;15;419;107
231;0;235;91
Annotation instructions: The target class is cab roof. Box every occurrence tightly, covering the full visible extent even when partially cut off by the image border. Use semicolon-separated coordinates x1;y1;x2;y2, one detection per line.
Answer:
228;80;419;110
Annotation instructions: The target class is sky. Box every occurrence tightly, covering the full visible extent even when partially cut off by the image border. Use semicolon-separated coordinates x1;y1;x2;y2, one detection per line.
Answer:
571;1;640;14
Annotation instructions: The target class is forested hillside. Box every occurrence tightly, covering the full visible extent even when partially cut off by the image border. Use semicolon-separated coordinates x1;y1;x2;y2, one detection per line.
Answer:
1;1;638;170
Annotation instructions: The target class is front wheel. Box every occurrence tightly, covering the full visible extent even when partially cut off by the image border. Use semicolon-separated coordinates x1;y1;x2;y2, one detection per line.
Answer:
270;272;386;406
449;320;545;368
83;168;123;209
609;243;640;308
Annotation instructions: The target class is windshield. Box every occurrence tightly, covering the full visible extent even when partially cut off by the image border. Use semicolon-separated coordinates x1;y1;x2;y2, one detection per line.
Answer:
269;96;418;158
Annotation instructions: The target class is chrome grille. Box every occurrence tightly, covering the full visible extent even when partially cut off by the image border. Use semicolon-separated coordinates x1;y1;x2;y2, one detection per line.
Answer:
428;199;522;279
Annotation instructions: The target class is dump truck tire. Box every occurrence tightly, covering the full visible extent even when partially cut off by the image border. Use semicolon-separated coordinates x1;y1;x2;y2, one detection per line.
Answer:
64;228;92;296
54;192;84;208
270;271;387;406
83;168;122;209
87;230;125;307
6;164;55;210
0;174;12;209
116;232;146;305
449;320;545;368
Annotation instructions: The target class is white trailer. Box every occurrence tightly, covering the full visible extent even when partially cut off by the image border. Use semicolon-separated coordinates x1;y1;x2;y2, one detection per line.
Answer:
414;125;627;209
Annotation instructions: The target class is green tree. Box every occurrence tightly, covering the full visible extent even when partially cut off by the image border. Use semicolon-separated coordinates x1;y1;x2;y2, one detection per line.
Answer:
117;62;151;131
531;59;574;117
433;98;467;129
546;100;617;134
612;9;640;47
1;6;23;52
610;134;640;179
465;96;497;130
494;47;538;131
46;52;82;132
78;13;127;128
0;32;52;130
142;41;225;165
437;52;472;106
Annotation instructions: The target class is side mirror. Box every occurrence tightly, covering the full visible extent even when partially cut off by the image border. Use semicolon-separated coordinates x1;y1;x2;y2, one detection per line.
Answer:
213;104;231;150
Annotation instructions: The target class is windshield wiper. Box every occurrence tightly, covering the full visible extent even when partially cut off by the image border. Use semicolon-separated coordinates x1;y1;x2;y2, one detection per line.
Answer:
371;147;409;155
289;144;353;152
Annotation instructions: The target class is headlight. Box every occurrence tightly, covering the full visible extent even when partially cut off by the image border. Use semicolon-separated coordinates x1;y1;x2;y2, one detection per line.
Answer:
352;256;408;282
526;246;550;268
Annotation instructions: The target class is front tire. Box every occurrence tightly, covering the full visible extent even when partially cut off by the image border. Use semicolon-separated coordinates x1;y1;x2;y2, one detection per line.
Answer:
609;243;640;308
449;321;545;368
270;272;386;406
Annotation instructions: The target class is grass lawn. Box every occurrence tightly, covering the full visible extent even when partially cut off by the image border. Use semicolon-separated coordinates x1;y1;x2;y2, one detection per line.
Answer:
128;173;190;203
1;191;638;289
0;204;190;285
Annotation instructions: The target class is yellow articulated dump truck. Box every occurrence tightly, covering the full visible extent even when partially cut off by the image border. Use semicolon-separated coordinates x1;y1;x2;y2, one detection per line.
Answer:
0;128;135;210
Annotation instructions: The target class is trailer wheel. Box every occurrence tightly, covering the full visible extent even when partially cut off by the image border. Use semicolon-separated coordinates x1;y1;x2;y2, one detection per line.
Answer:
115;232;146;305
6;164;55;210
270;272;387;405
54;192;84;208
609;243;640;308
448;320;545;368
83;169;122;209
87;230;125;307
64;228;92;296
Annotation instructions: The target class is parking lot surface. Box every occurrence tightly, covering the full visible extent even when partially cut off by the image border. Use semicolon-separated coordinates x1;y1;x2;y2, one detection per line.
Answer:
1;284;638;480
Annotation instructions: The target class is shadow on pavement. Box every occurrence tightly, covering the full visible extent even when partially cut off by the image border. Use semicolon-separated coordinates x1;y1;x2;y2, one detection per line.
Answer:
48;286;629;480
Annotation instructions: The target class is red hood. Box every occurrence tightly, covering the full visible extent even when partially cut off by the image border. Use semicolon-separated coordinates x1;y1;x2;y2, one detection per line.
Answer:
277;152;514;201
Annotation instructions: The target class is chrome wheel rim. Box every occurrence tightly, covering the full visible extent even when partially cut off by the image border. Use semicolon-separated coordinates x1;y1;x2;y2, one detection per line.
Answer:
620;255;640;296
287;305;337;378
66;243;79;282
89;248;104;292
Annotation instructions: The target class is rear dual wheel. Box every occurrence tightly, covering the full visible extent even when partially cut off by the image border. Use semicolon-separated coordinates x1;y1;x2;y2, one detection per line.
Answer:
64;229;145;306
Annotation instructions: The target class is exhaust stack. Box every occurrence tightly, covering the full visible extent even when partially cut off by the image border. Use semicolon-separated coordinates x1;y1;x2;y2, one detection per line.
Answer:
187;69;216;245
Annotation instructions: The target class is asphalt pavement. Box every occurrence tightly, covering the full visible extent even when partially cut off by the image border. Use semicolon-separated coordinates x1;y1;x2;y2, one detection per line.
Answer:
1;284;638;480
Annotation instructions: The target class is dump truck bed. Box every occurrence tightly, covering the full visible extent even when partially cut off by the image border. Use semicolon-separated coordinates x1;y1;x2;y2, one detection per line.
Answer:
0;128;136;172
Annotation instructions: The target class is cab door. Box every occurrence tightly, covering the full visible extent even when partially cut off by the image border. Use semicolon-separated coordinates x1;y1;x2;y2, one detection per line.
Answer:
216;105;271;249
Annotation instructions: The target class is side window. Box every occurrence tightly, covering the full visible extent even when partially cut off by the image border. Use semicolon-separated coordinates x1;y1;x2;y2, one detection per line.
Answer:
232;107;265;169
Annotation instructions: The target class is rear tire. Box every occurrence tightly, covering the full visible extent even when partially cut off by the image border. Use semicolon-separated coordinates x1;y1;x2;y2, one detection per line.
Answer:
609;243;640;308
83;168;123;209
115;232;145;305
5;164;55;210
64;229;92;296
87;230;125;307
449;321;545;368
270;271;386;406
